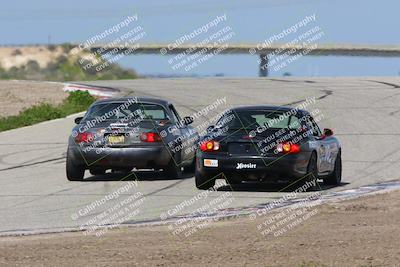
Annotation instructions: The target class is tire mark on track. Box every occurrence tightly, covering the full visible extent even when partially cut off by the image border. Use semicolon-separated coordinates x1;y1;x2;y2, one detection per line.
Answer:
0;145;64;165
317;89;333;100
0;156;65;172
12;178;188;217
367;80;400;89
268;79;316;84
34;179;189;215
366;80;400;110
0;142;65;146
0;182;91;211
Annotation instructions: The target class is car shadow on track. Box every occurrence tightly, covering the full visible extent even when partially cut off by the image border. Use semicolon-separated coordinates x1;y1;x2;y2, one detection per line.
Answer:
216;181;349;192
82;170;194;182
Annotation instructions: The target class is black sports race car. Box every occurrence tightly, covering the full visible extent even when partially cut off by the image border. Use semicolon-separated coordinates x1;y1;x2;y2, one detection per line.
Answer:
195;106;341;190
66;96;198;181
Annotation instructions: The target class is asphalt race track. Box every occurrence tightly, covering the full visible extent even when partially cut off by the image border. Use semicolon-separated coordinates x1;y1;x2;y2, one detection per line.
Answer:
1;77;399;235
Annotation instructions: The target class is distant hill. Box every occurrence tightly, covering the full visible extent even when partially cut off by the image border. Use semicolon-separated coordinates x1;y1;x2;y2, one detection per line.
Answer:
0;44;138;81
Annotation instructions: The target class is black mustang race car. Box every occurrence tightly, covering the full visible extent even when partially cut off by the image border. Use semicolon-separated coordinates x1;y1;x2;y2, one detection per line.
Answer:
66;96;198;181
195;106;341;190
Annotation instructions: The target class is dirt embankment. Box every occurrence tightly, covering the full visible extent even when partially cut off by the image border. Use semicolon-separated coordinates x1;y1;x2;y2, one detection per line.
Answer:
0;46;65;70
0;190;399;267
0;80;66;117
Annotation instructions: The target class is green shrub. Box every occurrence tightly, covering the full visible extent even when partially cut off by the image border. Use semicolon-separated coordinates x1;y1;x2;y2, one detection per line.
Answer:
48;44;57;51
0;91;96;132
26;60;40;71
61;90;96;114
11;49;22;56
61;43;75;53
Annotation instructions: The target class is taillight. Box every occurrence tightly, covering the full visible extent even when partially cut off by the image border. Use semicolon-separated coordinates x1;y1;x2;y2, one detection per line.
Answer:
276;142;300;154
75;132;94;143
200;140;220;152
140;132;161;142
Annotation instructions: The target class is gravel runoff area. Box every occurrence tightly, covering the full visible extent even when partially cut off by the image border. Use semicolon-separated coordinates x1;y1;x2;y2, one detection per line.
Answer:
0;80;66;117
0;189;399;267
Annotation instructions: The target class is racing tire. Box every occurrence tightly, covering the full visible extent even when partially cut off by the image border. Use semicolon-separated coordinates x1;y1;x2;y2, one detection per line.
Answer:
66;156;85;181
304;152;319;191
164;154;183;179
323;151;342;186
195;169;216;190
184;157;196;173
225;176;242;186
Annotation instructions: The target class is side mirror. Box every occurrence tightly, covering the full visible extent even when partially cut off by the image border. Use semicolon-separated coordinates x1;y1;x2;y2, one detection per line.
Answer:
183;116;194;125
206;125;215;132
74;117;83;124
323;128;334;137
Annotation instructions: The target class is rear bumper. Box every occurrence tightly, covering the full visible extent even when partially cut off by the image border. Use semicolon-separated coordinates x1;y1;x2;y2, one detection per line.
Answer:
196;151;311;181
68;145;171;169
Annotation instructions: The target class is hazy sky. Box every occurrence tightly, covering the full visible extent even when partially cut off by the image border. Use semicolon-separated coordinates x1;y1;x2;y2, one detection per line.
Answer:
1;0;399;77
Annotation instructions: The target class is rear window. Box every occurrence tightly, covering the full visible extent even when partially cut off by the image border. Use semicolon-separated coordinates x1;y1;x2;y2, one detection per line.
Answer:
217;109;301;130
85;102;170;121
